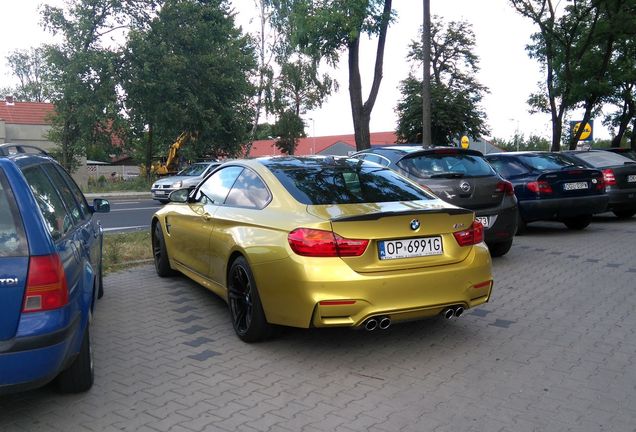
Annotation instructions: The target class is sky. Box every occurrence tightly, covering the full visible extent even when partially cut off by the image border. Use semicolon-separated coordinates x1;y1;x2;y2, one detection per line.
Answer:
0;0;611;142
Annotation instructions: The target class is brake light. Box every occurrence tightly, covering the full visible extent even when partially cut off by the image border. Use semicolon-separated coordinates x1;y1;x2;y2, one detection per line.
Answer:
526;181;553;194
23;254;69;312
432;149;459;155
453;221;484;247
602;169;616;186
288;228;369;257
495;180;514;196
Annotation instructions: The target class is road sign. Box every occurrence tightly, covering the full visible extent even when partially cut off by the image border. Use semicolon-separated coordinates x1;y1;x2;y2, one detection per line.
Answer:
570;121;593;141
460;136;469;149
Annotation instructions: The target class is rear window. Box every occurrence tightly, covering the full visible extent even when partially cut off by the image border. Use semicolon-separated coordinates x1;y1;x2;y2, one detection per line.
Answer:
518;153;578;170
487;157;530;177
397;153;495;178
269;162;432;205
0;171;28;257
571;151;635;168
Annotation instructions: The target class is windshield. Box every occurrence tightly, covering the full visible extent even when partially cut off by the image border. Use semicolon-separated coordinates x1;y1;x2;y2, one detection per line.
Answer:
178;163;213;176
518;153;579;170
268;160;433;205
397;153;495;178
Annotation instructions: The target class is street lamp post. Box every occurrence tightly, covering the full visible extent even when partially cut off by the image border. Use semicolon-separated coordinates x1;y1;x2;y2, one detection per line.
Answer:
422;0;432;147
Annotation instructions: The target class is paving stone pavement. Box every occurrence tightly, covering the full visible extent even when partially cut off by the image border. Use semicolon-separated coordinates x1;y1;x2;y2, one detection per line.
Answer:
1;215;635;432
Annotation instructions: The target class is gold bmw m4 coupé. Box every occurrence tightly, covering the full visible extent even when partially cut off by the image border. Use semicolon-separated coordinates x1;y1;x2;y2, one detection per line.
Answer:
152;156;493;342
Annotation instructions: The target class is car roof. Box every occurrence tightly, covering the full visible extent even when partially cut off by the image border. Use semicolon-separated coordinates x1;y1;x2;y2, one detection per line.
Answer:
358;145;485;157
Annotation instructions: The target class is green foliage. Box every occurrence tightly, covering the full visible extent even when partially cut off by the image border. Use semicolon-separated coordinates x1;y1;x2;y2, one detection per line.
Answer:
1;47;51;102
84;175;154;193
267;0;394;151
491;134;551;152
122;0;257;169
254;123;275;140
40;0;155;172
272;109;306;154
510;0;636;150
396;17;489;145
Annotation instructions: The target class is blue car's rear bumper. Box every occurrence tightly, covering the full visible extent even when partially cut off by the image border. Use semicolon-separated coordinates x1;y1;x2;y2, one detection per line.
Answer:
0;313;81;394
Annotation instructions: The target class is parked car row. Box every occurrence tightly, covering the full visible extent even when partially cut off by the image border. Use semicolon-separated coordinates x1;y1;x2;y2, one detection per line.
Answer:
0;144;110;395
149;146;636;345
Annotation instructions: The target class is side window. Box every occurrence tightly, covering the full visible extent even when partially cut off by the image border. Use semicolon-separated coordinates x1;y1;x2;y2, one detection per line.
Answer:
225;168;271;209
198;166;244;204
42;163;84;224
22;166;73;241
53;164;91;219
0;171;28;257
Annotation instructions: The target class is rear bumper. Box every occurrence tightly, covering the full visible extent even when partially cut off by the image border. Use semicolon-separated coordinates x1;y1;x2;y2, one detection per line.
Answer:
0;315;80;394
606;187;636;210
252;244;493;329
519;195;609;221
477;204;518;244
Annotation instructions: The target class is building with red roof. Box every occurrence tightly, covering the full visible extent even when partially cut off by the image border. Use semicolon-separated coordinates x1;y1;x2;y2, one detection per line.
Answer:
249;131;398;157
0;97;55;151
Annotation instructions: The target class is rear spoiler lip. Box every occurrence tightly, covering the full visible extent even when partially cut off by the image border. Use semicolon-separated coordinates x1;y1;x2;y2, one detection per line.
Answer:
331;207;473;222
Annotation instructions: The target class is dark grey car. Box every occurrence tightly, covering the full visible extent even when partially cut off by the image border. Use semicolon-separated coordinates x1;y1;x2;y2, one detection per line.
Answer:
353;146;518;257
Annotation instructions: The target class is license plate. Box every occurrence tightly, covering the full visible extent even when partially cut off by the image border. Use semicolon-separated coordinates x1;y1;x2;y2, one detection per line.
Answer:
378;236;443;260
563;182;588;191
475;216;489;228
154;190;167;196
628;175;636;183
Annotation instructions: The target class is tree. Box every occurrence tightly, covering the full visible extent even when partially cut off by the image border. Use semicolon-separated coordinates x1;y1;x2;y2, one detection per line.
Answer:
267;0;394;151
510;0;636;151
395;17;489;145
491;133;550;152
272;109;306;154
121;0;257;176
1;48;51;102
41;0;158;171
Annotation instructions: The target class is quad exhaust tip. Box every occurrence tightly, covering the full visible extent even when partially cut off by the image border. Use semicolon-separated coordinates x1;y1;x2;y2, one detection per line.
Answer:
442;306;466;319
364;315;391;331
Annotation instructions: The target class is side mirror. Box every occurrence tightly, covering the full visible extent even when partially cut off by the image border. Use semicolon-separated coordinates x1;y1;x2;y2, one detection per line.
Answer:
92;198;110;213
169;188;190;203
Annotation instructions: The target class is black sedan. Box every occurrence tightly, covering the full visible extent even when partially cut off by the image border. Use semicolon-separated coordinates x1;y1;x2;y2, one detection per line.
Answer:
562;150;636;219
485;152;609;232
353;146;518;257
601;147;636;162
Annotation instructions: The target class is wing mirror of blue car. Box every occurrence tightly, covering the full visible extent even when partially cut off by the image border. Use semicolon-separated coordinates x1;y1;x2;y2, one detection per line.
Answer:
92;198;110;213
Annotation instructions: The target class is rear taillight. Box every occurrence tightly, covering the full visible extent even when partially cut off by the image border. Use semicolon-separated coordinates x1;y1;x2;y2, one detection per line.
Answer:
495;180;515;196
526;181;553;194
602;169;616;186
453;221;484;247
288;228;369;257
23;254;69;312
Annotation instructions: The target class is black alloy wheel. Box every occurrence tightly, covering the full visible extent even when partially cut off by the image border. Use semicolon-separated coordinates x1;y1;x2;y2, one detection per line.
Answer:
228;257;272;342
152;223;176;277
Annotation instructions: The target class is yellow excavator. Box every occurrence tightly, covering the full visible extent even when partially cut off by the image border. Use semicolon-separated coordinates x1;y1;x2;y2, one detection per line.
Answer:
151;132;194;176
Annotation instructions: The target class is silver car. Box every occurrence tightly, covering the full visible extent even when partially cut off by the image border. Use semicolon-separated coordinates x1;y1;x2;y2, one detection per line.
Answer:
151;161;220;203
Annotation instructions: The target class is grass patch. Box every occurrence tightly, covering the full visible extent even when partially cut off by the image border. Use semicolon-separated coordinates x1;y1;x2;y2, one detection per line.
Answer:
83;175;155;193
103;231;154;274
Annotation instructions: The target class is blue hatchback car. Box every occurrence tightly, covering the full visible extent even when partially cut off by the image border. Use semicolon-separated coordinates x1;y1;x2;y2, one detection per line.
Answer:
0;144;109;394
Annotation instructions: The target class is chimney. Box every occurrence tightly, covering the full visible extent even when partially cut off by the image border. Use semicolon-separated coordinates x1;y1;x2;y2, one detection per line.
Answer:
5;95;15;106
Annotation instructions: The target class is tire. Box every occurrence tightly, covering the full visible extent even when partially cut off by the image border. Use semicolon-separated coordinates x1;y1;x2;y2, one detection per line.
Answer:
613;209;636;219
152;223;176;277
487;239;513;257
97;257;104;299
228;256;272;343
516;211;527;235
563;215;592;230
56;314;94;393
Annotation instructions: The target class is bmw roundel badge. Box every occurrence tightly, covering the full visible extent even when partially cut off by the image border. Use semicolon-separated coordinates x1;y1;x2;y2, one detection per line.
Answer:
410;219;420;230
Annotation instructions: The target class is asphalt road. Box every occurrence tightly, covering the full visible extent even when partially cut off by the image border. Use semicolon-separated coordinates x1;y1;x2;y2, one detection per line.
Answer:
95;197;162;233
1;215;635;431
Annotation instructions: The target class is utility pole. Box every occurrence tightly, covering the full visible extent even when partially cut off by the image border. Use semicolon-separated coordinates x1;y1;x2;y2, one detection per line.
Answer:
422;0;432;147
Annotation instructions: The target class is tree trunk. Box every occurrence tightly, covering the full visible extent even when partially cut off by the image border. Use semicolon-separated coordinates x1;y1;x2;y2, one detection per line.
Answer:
611;98;634;148
631;117;636;150
347;0;391;151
